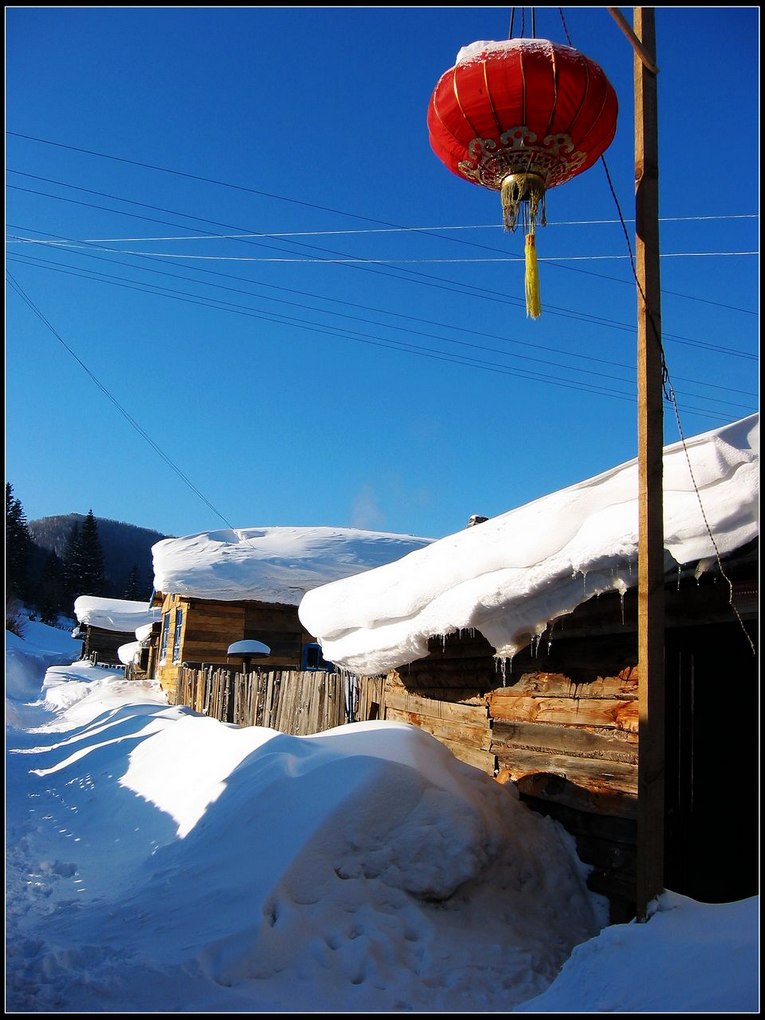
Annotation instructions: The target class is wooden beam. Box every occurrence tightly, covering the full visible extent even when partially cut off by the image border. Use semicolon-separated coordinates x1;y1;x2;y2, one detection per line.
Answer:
633;6;665;922
607;7;660;73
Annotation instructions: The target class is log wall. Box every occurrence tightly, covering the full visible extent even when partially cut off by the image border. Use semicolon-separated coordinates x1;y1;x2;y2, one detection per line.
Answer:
380;645;641;920
81;625;135;667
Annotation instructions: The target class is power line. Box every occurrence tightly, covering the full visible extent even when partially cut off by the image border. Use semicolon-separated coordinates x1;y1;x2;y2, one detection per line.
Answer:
6;142;756;419
7;130;429;228
5;165;762;316
8;176;759;358
8;219;758;366
8;252;753;422
5;191;758;363
6;213;757;242
8;234;755;264
8;226;758;391
6;270;237;531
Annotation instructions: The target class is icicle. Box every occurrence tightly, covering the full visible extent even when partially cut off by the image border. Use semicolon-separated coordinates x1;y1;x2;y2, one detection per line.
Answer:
547;620;556;656
495;655;513;687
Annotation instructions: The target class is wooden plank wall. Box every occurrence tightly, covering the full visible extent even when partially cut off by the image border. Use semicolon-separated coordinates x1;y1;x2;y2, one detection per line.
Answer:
243;603;313;661
174;666;348;736
82;626;134;666
179;600;246;665
179;600;310;665
382;630;502;772
488;667;639;921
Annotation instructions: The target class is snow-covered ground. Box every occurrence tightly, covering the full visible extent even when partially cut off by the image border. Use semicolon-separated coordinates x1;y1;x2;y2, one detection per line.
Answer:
5;616;759;1013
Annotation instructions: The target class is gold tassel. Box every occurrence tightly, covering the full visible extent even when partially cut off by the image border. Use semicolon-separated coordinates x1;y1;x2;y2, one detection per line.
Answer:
525;232;541;319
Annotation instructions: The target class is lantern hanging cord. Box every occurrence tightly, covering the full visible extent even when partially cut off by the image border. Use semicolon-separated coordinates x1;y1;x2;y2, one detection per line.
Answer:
557;8;573;45
510;7;573;41
508;7;536;39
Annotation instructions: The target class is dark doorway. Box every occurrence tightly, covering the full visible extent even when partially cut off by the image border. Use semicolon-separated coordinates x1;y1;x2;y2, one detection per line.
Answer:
664;621;758;903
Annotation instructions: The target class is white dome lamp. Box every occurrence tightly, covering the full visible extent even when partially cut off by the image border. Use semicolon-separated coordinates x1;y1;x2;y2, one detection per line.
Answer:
227;639;271;673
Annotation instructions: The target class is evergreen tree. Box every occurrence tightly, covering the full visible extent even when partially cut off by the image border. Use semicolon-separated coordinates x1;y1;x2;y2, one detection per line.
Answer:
61;520;82;609
6;483;33;603
124;564;141;600
35;550;68;624
77;510;106;597
61;511;106;603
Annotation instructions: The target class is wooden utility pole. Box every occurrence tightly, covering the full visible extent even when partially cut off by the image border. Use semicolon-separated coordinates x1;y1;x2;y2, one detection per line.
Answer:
633;7;665;922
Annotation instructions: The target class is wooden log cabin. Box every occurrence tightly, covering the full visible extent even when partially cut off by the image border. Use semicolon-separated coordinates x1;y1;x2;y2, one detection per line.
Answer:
300;414;759;922
151;591;330;696
73;595;162;668
148;525;434;702
368;543;758;922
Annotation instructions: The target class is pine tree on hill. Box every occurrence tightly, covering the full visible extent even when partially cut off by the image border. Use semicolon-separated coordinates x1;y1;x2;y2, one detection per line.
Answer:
6;483;33;603
62;511;106;601
35;551;67;624
124;564;141;600
28;513;167;603
61;520;82;608
77;510;106;597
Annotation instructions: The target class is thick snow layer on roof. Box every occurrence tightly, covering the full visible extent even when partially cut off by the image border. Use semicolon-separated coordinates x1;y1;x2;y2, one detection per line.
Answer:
151;526;435;604
117;641;141;666
298;415;759;675
135;623;155;644
74;596;162;634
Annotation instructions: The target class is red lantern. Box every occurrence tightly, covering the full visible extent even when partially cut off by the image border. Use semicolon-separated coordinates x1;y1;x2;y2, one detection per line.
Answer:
427;38;618;318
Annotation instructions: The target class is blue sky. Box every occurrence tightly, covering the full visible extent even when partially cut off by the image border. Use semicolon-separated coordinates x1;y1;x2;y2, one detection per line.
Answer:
6;6;759;540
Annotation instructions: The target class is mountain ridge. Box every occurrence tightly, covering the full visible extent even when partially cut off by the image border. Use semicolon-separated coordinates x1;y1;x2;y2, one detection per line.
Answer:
28;514;173;600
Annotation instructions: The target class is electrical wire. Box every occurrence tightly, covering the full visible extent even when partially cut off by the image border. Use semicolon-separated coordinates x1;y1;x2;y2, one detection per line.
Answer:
6;170;759;318
6;271;237;531
8;250;753;422
8;219;758;370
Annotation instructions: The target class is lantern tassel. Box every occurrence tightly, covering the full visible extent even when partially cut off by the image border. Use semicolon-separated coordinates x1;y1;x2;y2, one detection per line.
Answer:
525;232;541;319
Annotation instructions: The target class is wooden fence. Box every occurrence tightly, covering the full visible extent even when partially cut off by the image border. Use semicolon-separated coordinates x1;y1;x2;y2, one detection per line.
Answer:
174;665;356;736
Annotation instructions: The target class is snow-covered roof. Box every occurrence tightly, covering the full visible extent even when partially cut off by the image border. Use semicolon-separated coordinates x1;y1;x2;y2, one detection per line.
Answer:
135;622;156;644
151;526;435;605
117;641;141;666
298;414;759;676
73;596;162;634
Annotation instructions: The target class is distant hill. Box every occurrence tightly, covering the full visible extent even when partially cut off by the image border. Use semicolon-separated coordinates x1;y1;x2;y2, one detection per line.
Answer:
28;515;172;600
